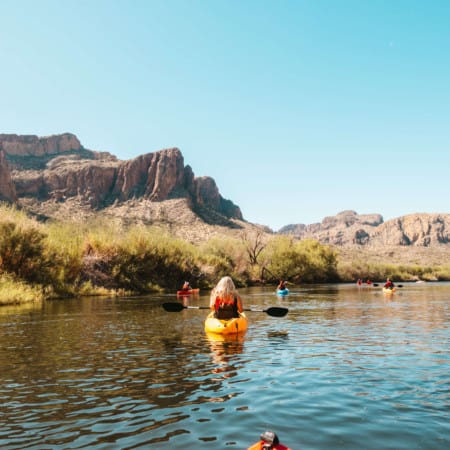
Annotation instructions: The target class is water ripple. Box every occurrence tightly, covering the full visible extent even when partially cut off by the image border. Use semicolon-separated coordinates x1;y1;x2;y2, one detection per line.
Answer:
0;287;449;449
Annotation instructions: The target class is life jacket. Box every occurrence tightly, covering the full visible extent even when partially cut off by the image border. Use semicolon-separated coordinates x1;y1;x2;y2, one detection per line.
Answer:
247;430;291;450
247;442;291;450
214;296;239;319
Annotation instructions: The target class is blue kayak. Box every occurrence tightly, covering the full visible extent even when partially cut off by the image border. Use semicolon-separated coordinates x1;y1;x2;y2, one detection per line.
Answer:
276;288;289;296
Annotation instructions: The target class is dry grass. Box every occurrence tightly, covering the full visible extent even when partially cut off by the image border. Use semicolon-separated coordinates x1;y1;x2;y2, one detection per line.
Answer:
0;274;43;305
336;244;450;267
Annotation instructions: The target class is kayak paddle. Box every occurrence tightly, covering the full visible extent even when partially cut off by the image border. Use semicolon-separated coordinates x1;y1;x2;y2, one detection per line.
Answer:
162;302;288;317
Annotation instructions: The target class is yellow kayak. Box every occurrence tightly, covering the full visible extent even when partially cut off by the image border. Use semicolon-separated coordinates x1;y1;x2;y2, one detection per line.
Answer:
204;311;248;335
383;287;396;295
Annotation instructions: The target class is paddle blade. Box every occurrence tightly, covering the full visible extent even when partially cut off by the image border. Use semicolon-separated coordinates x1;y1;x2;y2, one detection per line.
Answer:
162;302;185;312
264;307;289;317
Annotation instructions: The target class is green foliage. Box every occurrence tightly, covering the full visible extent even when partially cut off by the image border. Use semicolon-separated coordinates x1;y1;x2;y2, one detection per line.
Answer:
261;236;338;283
0;273;43;305
0;221;53;285
2;201;450;305
43;221;85;295
82;225;201;292
433;264;450;281
199;237;249;284
262;235;305;281
295;239;339;282
337;259;450;282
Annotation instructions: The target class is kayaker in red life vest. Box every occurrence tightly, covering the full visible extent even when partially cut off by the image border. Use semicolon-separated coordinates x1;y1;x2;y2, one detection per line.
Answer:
384;278;394;289
247;430;292;450
209;276;243;320
180;281;191;292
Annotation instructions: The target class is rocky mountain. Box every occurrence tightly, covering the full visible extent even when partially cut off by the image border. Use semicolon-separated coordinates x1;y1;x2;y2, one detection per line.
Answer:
279;210;450;247
1;133;449;260
0;133;243;233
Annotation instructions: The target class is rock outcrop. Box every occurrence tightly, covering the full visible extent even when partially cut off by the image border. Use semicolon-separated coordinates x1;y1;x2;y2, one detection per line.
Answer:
279;210;450;247
370;214;450;246
1;133;448;250
0;133;242;222
112;149;185;202
0;147;16;202
279;210;384;245
0;133;81;157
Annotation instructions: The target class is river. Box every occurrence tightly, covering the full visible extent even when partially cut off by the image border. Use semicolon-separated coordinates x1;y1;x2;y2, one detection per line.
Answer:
0;283;449;449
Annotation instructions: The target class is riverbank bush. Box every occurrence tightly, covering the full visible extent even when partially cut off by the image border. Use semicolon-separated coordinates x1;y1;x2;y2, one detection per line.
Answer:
199;237;250;285
1;203;449;305
259;236;339;283
0;273;43;305
337;259;450;282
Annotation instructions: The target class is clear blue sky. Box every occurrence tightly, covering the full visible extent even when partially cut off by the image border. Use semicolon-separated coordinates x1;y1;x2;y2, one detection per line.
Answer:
1;0;449;230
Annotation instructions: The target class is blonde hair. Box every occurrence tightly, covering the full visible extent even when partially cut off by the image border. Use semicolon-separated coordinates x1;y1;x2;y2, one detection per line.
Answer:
210;276;238;302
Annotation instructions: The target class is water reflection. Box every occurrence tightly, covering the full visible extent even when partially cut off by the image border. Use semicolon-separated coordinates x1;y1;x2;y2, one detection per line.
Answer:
0;285;449;449
206;332;245;378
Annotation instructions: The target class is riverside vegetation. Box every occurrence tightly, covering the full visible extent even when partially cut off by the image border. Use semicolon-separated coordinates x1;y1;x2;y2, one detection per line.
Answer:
1;203;450;306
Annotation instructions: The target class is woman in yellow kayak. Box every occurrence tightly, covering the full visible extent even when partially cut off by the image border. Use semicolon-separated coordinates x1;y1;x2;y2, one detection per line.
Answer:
209;276;244;320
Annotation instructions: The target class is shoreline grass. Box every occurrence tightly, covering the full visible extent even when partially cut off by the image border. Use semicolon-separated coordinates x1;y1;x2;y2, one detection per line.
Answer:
1;203;449;306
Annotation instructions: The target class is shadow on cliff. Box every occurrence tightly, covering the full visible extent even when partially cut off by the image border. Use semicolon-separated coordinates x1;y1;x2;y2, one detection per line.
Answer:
193;205;244;229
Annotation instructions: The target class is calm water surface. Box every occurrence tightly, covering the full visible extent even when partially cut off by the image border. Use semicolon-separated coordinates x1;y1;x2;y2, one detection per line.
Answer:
0;283;449;449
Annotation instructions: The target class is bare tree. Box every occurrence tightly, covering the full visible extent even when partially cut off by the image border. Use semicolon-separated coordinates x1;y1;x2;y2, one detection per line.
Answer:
241;230;266;265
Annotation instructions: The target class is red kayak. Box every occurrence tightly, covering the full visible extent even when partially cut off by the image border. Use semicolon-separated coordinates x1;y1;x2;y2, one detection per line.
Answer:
176;288;200;296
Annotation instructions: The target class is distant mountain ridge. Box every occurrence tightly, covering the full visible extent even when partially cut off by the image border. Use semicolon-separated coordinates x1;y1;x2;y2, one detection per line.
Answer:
279;210;450;247
1;133;449;252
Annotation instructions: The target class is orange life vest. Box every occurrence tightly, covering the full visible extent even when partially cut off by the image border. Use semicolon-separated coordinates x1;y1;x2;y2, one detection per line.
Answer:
247;441;292;450
214;296;239;319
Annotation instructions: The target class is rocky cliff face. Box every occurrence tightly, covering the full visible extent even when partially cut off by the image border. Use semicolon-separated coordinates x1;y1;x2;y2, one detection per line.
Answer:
1;133;448;250
279;210;450;247
279;211;384;245
0;147;16;202
370;214;450;246
0;133;243;221
0;133;81;157
111;149;186;202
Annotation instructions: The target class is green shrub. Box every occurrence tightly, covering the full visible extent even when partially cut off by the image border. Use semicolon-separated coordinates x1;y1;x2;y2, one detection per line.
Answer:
0;221;54;285
0;273;43;305
260;236;338;283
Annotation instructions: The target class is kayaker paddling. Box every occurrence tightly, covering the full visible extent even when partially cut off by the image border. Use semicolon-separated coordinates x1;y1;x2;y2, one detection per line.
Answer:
176;281;201;296
180;281;191;292
276;279;289;296
247;430;292;450
210;276;243;319
384;277;395;290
